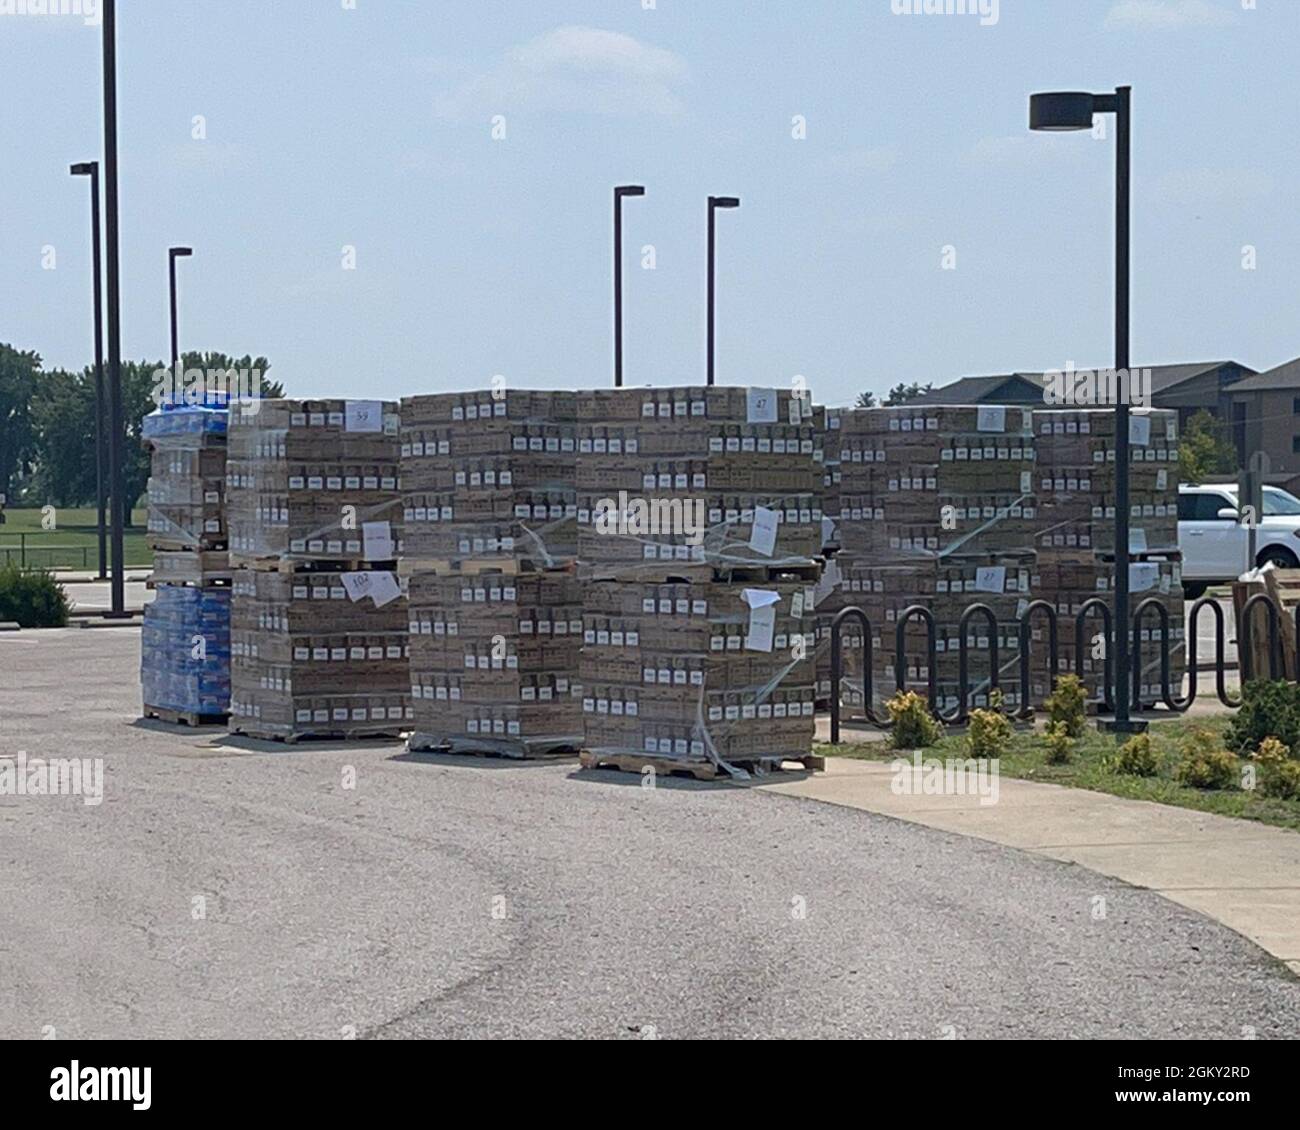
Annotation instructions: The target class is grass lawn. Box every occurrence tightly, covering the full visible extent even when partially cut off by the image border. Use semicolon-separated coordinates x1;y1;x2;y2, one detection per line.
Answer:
0;506;151;569
817;713;1300;833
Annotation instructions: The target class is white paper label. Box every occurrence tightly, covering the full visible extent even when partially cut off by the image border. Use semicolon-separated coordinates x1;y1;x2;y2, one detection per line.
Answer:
345;400;383;432
339;570;401;607
974;566;1006;594
749;505;779;557
362;520;394;560
746;388;779;424
977;406;1006;433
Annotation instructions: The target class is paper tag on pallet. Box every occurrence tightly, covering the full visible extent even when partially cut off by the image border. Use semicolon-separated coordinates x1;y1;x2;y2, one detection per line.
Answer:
742;589;780;652
746;388;779;424
362;520;394;561
977;405;1006;433
345;400;383;432
340;570;401;608
749;505;779;557
1129;415;1151;446
974;566;1006;594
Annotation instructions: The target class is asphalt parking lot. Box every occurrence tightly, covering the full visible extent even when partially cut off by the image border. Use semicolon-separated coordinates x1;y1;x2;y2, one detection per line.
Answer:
2;626;1298;1039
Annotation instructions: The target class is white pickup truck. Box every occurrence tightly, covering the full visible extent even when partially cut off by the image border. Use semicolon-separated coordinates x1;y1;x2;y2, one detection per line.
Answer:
1178;482;1300;597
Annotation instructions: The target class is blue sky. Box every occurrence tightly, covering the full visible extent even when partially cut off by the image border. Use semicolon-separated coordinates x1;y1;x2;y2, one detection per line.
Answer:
2;0;1296;406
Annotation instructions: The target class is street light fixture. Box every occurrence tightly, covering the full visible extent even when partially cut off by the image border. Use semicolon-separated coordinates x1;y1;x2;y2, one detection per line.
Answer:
70;160;108;580
613;185;645;388
169;246;193;380
706;195;740;387
1029;85;1144;733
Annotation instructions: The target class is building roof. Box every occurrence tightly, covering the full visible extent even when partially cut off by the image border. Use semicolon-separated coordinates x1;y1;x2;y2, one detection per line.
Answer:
1224;356;1300;392
912;360;1249;405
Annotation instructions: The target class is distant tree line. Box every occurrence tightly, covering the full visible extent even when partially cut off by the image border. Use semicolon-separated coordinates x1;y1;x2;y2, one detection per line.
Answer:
0;343;280;522
855;382;933;408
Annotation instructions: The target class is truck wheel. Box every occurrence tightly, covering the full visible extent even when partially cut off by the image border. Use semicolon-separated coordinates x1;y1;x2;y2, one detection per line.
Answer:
1257;546;1299;570
1183;581;1208;600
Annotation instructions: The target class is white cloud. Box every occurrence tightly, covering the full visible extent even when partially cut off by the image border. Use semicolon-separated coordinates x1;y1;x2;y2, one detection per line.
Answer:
1105;0;1236;29
1150;167;1274;205
432;25;688;120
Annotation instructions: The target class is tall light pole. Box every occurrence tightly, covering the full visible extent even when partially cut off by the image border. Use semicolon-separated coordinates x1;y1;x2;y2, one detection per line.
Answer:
1030;85;1143;733
706;195;740;387
169;246;193;381
101;0;127;617
71;161;107;580
613;185;645;388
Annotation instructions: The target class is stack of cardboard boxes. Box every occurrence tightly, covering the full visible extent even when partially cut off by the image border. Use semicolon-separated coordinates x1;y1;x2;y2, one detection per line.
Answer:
400;390;583;755
226;399;410;740
830;405;1039;716
140;404;232;722
576;387;822;775
1031;407;1185;705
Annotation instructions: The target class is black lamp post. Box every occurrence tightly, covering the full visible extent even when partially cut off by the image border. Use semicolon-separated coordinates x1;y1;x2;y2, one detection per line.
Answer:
169;246;193;380
101;0;128;617
1030;85;1144;734
613;186;645;388
706;195;740;386
70;160;108;580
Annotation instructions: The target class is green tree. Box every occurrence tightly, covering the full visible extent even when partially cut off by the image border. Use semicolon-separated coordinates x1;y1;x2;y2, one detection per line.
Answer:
1179;408;1236;485
855;390;878;408
30;350;280;518
0;344;40;502
884;381;933;405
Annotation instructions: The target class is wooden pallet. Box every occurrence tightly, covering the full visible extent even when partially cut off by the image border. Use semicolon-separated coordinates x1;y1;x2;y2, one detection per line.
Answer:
147;535;228;553
146;575;232;590
407;731;579;759
142;704;229;727
578;750;824;780
229;724;406;744
398;557;575;578
582;559;822;585
229;555;398;575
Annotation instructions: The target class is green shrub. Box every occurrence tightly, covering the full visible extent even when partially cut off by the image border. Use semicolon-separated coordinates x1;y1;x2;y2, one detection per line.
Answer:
966;706;1012;760
1113;732;1158;777
1225;680;1300;755
1044;673;1087;738
885;690;943;750
1174;728;1238;790
0;563;70;628
1043;720;1073;765
1260;758;1300;800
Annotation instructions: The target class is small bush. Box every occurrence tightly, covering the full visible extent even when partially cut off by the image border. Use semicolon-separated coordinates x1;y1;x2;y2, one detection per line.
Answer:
966;706;1012;760
1260;758;1300;800
1253;736;1290;766
1225;680;1300;755
1113;732;1158;777
885;690;943;750
1043;721;1073;765
1044;673;1087;738
1174;728;1238;790
0;563;70;628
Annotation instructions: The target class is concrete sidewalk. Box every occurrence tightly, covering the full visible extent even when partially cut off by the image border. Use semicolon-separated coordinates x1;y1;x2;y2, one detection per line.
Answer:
758;757;1300;976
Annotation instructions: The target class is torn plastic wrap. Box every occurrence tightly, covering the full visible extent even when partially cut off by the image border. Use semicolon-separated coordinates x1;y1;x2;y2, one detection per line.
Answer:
140;586;231;716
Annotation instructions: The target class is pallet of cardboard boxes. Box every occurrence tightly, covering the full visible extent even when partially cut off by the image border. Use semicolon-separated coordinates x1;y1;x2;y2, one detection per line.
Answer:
401;390;582;757
226;399;410;741
576;387;823;778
